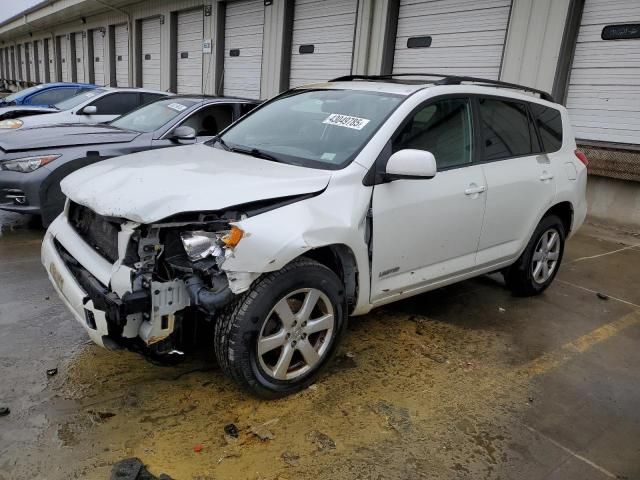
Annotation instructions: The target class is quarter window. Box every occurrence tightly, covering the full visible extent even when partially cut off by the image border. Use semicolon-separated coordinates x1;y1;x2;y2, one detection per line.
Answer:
28;88;77;105
530;103;563;153
479;98;534;161
393;98;473;169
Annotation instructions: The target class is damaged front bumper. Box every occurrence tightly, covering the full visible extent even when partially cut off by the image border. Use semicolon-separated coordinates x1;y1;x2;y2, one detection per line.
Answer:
41;214;232;350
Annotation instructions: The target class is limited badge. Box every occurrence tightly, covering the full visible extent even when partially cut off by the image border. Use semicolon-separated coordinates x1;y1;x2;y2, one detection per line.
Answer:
323;113;370;130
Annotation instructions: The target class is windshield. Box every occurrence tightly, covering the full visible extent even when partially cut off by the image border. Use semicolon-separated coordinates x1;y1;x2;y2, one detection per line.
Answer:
217;89;404;169
111;99;197;133
3;85;43;103
54;88;106;110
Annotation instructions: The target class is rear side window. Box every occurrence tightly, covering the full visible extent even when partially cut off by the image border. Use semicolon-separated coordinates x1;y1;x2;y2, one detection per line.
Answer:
479;98;534;161
28;88;77;105
141;93;166;105
89;92;141;115
530;103;563;153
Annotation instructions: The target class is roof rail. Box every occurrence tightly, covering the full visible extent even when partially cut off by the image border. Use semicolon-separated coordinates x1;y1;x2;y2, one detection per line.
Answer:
329;73;555;102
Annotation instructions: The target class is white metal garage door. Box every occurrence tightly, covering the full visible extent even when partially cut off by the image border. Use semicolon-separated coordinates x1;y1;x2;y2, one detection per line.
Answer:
74;32;86;83
393;0;512;79
141;18;161;90
18;44;26;81
58;35;71;82
36;40;46;83
223;0;264;98
47;39;55;82
27;43;36;82
177;8;204;94
114;24;129;87
566;0;640;144
92;30;106;85
289;0;357;87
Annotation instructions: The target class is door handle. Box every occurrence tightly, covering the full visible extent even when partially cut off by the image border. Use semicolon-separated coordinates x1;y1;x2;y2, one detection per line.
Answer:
540;172;554;181
464;185;486;195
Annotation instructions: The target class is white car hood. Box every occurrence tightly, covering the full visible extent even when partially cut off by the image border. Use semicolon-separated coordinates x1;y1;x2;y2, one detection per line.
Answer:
61;144;333;224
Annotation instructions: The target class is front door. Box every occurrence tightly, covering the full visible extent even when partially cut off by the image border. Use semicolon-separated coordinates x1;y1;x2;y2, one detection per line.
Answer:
370;97;487;303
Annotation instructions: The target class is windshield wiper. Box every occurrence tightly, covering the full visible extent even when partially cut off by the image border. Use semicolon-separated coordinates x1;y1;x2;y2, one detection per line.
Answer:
210;135;231;151
231;146;282;163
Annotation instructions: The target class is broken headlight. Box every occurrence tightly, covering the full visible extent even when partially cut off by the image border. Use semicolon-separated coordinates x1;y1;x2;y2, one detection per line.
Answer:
180;226;244;262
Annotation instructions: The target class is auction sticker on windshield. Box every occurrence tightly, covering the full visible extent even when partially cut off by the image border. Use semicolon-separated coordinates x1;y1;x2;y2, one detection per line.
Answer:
167;103;188;112
323;113;370;130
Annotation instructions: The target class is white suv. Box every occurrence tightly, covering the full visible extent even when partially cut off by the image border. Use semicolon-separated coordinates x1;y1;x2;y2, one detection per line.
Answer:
42;75;588;398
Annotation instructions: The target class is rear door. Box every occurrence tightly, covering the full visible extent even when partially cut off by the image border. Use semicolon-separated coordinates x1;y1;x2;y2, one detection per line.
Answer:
371;96;487;303
475;96;556;266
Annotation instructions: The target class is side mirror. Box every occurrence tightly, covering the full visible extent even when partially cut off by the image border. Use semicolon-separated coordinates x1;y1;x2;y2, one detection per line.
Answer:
81;105;97;115
384;149;437;181
172;126;196;145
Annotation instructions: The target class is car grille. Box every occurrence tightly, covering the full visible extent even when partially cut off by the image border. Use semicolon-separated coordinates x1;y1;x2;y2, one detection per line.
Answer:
67;202;121;263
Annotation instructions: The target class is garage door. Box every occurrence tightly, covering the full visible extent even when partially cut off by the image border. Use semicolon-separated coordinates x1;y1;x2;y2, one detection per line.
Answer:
565;0;640;144
392;0;512;79
176;8;204;94
36;40;46;83
289;0;357;88
223;0;264;98
92;30;106;85
18;44;26;81
74;32;86;83
58;35;71;82
114;24;129;87
27;43;36;82
141;18;161;90
47;39;55;82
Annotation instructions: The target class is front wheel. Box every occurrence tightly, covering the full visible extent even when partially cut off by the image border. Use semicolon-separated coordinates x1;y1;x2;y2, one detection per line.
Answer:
503;215;565;296
214;258;346;398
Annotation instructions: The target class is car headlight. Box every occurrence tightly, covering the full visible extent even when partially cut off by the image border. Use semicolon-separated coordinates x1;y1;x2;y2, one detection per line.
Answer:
180;226;244;261
0;119;24;129
1;154;61;173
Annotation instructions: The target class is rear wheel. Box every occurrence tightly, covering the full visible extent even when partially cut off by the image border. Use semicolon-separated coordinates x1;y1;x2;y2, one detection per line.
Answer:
214;258;346;398
503;215;565;296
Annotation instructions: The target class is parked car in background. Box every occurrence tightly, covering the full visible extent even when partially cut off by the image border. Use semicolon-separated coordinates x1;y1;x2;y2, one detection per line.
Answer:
0;95;259;225
0;82;97;111
42;75;587;398
0;87;169;130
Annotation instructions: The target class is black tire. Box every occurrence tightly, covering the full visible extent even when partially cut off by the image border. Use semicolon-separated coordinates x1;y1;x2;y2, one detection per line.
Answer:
503;215;566;296
214;257;346;399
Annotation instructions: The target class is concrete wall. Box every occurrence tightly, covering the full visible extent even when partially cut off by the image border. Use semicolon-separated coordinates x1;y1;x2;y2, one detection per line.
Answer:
587;176;640;230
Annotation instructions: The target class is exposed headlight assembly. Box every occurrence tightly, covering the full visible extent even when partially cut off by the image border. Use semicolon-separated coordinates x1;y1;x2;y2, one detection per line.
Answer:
180;226;244;262
1;154;61;173
0;119;24;129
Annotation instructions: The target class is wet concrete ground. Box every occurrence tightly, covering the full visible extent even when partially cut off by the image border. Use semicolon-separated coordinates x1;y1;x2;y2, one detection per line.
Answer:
1;210;639;480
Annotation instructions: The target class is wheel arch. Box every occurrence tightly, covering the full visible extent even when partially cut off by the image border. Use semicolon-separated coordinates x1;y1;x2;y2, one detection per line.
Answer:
543;201;574;235
301;244;359;314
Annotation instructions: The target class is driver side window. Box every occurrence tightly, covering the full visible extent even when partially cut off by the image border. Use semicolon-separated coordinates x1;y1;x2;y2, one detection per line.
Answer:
393;98;473;170
179;104;233;137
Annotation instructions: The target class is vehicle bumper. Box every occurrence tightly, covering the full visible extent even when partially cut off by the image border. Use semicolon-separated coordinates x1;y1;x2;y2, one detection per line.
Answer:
0;169;44;215
42;213;190;350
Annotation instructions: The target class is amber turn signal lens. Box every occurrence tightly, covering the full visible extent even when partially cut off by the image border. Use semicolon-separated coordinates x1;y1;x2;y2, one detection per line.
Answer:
222;226;244;247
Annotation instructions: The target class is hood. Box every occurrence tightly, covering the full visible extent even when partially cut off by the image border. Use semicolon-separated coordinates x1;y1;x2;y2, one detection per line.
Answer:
0;123;139;152
0;106;58;120
61;144;332;224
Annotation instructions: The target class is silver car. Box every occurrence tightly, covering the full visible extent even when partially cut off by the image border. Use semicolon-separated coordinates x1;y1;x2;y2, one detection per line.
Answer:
0;87;170;130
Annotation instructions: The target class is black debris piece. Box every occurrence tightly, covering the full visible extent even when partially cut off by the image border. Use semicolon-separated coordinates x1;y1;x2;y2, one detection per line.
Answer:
110;458;172;480
0;407;9;417
597;292;609;300
46;368;58;377
224;423;239;438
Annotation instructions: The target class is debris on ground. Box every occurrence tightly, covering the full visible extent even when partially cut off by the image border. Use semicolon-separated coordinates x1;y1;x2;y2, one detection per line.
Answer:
88;410;116;423
306;430;336;452
249;419;278;441
281;451;301;466
345;352;355;358
224;423;239;438
193;444;204;453
46;368;58;377
411;315;432;336
498;307;506;313
597;292;609;300
417;344;447;364
217;450;241;464
0;407;9;417
110;458;173;480
370;400;412;434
